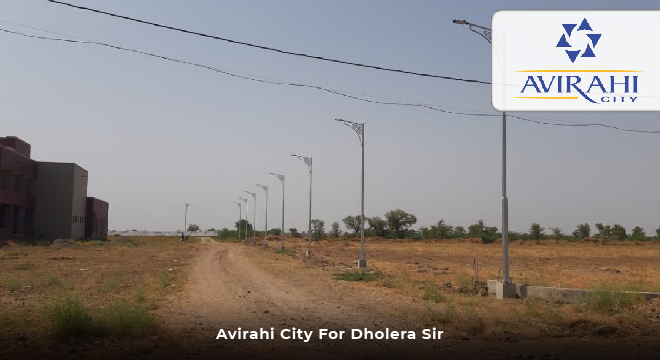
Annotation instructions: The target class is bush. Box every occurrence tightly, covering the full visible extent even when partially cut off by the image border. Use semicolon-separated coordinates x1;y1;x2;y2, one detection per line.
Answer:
13;263;36;270
333;270;383;282
95;299;156;337
578;287;641;314
43;292;93;337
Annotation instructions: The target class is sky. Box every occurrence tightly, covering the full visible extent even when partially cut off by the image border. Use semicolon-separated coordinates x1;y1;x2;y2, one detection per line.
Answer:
1;0;659;235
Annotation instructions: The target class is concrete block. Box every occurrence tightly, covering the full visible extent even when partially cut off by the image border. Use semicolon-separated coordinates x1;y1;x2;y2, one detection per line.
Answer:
487;280;498;295
357;259;367;268
496;282;517;299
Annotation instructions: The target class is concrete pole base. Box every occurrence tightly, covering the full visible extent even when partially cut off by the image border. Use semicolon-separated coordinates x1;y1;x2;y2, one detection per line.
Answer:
357;259;367;268
263;242;267;248
305;250;312;256
496;282;517;299
280;246;285;251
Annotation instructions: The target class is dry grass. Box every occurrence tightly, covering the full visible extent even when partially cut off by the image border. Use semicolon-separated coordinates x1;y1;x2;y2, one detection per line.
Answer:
0;236;198;340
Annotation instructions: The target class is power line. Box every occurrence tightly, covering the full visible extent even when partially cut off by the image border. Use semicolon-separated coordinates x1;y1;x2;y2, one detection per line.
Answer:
2;25;660;134
39;0;491;85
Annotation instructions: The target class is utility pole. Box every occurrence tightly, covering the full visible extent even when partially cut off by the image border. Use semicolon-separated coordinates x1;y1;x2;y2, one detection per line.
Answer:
291;154;313;256
256;184;269;247
246;191;257;245
183;202;192;241
336;119;367;268
270;173;286;251
233;201;242;242
453;19;514;298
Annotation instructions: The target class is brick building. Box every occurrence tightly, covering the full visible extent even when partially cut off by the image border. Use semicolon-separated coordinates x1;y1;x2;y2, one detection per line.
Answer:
0;137;109;242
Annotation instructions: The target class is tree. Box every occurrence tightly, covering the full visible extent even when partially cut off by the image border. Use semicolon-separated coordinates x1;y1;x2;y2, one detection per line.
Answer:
468;220;486;237
330;222;341;237
595;223;612;239
269;228;282;236
611;224;627;241
529;223;545;242
656;226;660;239
432;219;453;239
311;219;325;241
452;226;466;238
385;209;417;239
342;215;362;236
207;228;216;232
289;228;301;238
235;220;253;234
367;216;388;237
549;227;563;239
187;224;200;232
574;223;591;239
631;226;646;241
468;220;497;243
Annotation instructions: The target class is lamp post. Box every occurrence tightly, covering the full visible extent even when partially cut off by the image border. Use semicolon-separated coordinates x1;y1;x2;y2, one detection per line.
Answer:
453;19;512;291
233;202;242;242
270;173;286;251
239;197;248;244
256;184;269;247
183;202;193;241
291;154;313;256
245;191;257;245
335;119;367;268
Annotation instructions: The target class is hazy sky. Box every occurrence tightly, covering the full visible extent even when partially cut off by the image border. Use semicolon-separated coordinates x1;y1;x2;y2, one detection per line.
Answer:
1;0;659;235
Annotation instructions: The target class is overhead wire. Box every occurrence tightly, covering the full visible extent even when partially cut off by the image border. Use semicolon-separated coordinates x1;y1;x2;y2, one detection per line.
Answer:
39;0;491;85
2;24;660;134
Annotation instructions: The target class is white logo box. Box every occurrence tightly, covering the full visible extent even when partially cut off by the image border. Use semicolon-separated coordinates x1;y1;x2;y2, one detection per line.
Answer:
492;10;660;111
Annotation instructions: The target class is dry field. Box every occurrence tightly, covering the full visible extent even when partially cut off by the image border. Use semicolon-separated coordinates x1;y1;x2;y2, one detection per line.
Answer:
1;235;660;359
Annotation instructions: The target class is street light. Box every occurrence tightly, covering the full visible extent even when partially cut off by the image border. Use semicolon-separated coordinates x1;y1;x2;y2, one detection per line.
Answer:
453;19;512;290
233;201;242;242
239;197;248;244
256;184;269;247
336;119;367;268
269;173;286;251
245;191;257;245
183;202;193;241
291;154;313;256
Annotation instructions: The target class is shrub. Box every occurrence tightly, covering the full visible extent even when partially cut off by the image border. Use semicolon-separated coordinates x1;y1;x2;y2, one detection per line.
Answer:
333;270;383;282
102;270;126;292
158;271;173;288
578;287;641;314
43;292;93;337
95;299;156;337
3;276;22;291
13;263;36;270
422;282;445;303
44;274;62;286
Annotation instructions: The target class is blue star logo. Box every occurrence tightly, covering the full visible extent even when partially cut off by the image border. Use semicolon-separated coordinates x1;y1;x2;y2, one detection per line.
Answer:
556;18;602;63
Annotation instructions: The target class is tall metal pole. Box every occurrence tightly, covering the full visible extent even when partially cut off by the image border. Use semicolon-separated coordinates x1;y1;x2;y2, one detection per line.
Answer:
233;202;242;242
183;202;192;241
246;191;257;245
239;197;248;244
270;173;286;251
256;184;269;247
453;19;510;284
292;154;313;256
336;119;366;268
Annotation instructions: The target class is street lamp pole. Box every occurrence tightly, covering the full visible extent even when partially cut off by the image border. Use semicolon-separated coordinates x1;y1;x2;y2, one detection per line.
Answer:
270;173;286;251
291;154;313;256
239;197;248;244
233;202;242;242
183;202;192;241
453;19;510;285
246;191;257;245
256;184;269;247
335;119;367;268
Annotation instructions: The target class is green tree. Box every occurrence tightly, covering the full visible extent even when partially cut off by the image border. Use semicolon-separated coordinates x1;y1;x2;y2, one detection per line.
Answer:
468;220;497;243
289;228;301;238
311;219;325;241
385;209;418;239
574;223;591;239
235;220;253;234
656;226;660;239
595;223;612;239
269;228;282;236
330;222;341;237
529;223;545;242
611;224;627;241
342;215;362;236
452;226;466;238
432;219;453;239
549;227;563;239
187;224;200;232
367;216;388;237
631;226;646;241
468;220;486;237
